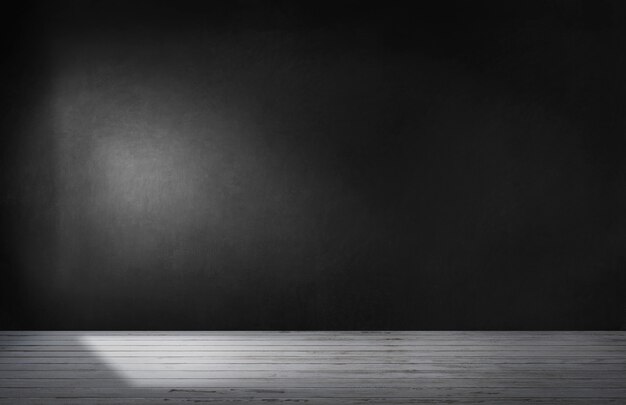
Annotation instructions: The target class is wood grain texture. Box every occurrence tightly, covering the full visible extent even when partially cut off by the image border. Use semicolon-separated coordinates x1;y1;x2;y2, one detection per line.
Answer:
0;332;624;404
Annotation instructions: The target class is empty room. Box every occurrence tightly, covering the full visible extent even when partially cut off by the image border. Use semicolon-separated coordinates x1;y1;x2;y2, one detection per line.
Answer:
1;0;625;404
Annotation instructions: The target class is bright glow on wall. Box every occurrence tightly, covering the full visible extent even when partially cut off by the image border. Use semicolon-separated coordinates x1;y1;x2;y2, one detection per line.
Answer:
43;35;359;326
50;60;221;281
92;136;203;227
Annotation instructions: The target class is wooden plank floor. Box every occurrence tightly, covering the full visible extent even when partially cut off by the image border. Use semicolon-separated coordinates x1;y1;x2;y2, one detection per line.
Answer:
0;331;625;404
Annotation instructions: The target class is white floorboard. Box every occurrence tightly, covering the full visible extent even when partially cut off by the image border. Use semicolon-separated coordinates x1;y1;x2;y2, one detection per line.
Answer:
0;331;624;404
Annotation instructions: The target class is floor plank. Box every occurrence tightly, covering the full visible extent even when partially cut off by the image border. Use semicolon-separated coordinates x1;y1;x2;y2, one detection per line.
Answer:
0;331;624;403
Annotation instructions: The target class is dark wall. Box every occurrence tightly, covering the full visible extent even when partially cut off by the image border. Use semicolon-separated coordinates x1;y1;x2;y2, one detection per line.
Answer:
1;0;625;330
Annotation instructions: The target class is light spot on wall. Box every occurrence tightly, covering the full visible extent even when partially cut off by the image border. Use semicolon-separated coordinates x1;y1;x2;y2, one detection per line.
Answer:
49;55;220;283
93;136;203;229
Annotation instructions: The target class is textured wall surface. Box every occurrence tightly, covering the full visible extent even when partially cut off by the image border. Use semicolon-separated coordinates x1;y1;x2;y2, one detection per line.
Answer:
1;0;625;329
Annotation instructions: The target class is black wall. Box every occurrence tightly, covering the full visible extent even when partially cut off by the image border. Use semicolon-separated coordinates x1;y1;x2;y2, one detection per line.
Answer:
1;0;625;330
